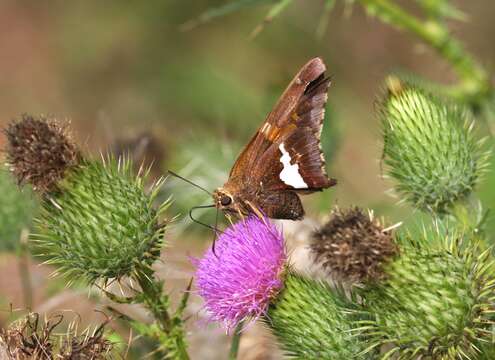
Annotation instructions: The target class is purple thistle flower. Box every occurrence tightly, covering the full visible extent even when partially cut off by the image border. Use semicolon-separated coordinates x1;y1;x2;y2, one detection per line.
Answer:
194;216;287;331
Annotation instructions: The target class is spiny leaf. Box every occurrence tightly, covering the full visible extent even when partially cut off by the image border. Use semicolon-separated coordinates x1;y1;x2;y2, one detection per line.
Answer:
175;278;193;318
180;0;274;31
250;0;294;39
414;0;468;21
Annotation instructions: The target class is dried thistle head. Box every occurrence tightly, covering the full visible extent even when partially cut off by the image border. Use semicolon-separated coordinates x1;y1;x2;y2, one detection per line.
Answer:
4;114;80;193
311;207;398;283
0;313;117;359
59;320;114;359
0;312;57;359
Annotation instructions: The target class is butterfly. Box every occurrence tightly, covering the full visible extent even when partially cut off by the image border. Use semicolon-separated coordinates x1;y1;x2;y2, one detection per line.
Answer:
212;57;336;220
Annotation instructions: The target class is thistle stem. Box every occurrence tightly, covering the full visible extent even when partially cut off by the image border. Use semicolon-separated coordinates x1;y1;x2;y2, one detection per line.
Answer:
134;264;172;331
133;264;190;359
18;229;32;310
357;0;491;105
228;321;244;360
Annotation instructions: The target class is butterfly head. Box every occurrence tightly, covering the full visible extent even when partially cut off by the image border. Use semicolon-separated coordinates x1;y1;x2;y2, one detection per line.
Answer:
213;187;246;215
213;187;233;207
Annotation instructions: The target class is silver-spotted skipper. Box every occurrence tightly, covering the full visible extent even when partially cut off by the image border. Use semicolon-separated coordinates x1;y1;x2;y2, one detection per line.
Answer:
213;57;336;220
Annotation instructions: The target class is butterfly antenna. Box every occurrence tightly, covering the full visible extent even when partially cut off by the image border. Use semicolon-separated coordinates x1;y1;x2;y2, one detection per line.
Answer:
189;204;219;233
168;170;212;195
211;207;220;257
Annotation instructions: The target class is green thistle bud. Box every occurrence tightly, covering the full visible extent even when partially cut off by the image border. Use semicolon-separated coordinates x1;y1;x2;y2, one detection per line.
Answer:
480;343;495;360
34;158;168;283
3;115;168;283
3;115;186;358
361;226;495;359
0;167;36;252
266;272;367;359
381;78;489;213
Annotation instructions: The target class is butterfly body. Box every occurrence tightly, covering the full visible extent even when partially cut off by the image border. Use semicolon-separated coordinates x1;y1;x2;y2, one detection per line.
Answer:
214;57;336;220
214;180;305;220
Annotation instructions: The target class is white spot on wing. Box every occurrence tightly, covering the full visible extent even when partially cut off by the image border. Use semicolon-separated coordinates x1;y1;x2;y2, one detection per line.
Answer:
279;143;308;189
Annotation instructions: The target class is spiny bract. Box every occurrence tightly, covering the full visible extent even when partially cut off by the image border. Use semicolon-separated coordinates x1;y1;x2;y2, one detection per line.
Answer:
267;273;367;359
381;79;489;212
34;158;168;283
361;226;495;359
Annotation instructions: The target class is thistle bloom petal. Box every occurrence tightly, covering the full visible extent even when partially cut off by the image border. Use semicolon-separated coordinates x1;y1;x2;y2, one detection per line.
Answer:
194;216;286;331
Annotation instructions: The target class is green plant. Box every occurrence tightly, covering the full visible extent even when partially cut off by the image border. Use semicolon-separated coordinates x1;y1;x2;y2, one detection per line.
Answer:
186;0;493;114
184;2;495;358
2;2;494;357
0;167;36;252
4;115;190;359
360;224;495;359
381;79;489;213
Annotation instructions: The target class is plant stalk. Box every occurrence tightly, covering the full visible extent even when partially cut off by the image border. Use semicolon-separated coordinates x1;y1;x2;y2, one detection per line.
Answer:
358;0;491;105
228;321;244;360
18;229;32;310
133;264;190;359
134;264;172;331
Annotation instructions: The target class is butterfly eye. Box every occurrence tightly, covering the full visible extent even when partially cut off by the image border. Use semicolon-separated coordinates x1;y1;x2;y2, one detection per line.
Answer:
220;195;232;206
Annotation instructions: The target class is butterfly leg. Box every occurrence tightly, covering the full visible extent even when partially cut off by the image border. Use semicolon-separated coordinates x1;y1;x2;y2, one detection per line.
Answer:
225;212;235;226
245;200;266;222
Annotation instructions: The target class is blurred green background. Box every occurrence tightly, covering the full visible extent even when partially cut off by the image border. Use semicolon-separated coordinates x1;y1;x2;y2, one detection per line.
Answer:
0;0;493;358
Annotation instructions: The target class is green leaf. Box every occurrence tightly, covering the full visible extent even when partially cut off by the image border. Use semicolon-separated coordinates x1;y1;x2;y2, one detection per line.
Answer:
414;0;468;21
180;0;274;31
0;167;37;252
317;0;336;37
250;0;294;38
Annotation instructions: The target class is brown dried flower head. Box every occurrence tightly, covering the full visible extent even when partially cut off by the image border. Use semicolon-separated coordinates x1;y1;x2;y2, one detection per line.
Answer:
59;321;113;359
0;313;115;359
311;207;398;283
4;114;80;192
0;313;57;359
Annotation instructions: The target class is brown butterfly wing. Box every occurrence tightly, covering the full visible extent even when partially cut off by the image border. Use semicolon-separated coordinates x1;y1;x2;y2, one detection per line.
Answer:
223;57;336;220
255;73;335;192
228;57;327;181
